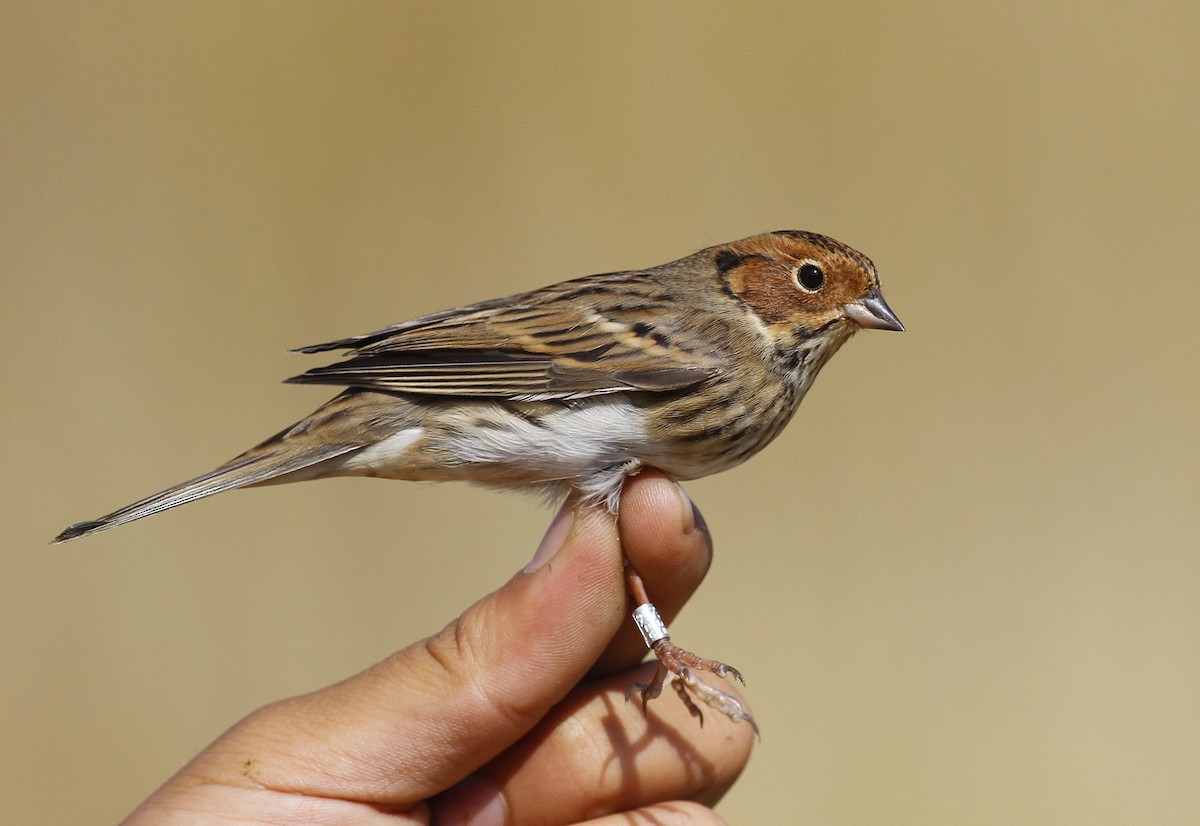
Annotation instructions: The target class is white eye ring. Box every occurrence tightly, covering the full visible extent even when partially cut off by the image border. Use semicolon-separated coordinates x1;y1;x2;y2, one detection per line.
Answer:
793;260;825;292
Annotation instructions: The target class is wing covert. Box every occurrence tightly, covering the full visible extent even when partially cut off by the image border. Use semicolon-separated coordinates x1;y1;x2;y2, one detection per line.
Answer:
286;276;720;399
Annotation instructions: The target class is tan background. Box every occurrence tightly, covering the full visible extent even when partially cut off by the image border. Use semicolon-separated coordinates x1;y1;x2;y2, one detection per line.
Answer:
4;2;1198;823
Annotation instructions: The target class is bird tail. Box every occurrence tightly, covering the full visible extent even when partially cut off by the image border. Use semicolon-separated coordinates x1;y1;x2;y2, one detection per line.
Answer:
53;424;364;543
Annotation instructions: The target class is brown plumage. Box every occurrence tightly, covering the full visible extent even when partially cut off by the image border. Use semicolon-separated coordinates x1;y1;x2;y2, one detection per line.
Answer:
57;229;903;730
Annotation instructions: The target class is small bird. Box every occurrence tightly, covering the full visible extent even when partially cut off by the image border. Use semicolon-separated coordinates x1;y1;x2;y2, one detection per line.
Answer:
57;230;903;730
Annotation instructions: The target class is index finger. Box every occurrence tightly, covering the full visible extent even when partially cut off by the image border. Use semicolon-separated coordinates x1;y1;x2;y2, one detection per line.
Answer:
167;485;662;811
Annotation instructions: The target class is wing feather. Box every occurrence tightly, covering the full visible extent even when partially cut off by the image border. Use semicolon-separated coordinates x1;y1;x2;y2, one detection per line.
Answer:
287;271;720;399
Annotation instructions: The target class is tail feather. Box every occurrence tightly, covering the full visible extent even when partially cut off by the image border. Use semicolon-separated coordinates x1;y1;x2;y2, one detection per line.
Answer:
53;441;363;543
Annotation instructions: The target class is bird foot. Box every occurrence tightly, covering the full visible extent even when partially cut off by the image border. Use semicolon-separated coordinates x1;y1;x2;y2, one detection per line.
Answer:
626;639;759;736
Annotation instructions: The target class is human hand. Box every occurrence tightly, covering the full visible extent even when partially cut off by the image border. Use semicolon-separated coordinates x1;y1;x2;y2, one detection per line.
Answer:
123;471;754;824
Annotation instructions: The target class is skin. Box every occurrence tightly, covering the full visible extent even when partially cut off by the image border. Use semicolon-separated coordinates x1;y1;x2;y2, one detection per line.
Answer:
122;471;754;825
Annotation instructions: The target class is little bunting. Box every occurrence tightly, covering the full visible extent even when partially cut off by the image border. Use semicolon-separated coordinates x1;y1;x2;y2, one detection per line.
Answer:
57;230;904;730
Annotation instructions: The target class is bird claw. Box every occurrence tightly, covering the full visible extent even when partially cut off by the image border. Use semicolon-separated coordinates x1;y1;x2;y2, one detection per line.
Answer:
625;676;661;712
627;641;759;736
718;663;746;685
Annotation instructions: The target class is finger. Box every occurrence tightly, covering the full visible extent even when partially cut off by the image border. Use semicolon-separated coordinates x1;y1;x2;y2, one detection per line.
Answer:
431;661;753;825
184;496;632;809
578;801;729;825
591;470;714;676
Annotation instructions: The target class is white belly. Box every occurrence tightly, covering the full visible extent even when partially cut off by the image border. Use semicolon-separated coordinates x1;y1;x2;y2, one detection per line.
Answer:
336;397;653;509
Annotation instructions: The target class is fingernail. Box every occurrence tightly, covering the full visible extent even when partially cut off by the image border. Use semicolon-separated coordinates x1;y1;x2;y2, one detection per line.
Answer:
435;775;507;826
525;500;574;572
676;484;711;550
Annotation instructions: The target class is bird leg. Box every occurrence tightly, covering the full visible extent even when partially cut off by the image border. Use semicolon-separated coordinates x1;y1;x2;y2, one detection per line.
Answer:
623;563;759;735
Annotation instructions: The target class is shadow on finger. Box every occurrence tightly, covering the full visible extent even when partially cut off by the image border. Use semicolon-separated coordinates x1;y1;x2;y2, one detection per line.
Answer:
475;661;754;825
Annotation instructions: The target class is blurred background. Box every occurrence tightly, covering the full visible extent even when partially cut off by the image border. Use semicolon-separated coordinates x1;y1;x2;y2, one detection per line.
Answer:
4;2;1198;823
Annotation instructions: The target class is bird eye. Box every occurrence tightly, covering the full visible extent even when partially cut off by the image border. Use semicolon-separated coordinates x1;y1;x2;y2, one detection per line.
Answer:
795;263;825;292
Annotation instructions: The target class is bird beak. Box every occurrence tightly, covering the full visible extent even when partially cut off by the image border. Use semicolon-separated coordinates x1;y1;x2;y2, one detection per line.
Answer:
844;289;904;332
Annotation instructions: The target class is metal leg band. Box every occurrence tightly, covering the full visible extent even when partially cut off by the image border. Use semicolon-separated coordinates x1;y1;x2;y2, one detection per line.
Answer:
632;602;669;647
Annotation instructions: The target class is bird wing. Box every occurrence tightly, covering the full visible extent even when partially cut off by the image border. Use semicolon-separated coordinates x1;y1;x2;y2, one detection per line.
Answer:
285;274;720;400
